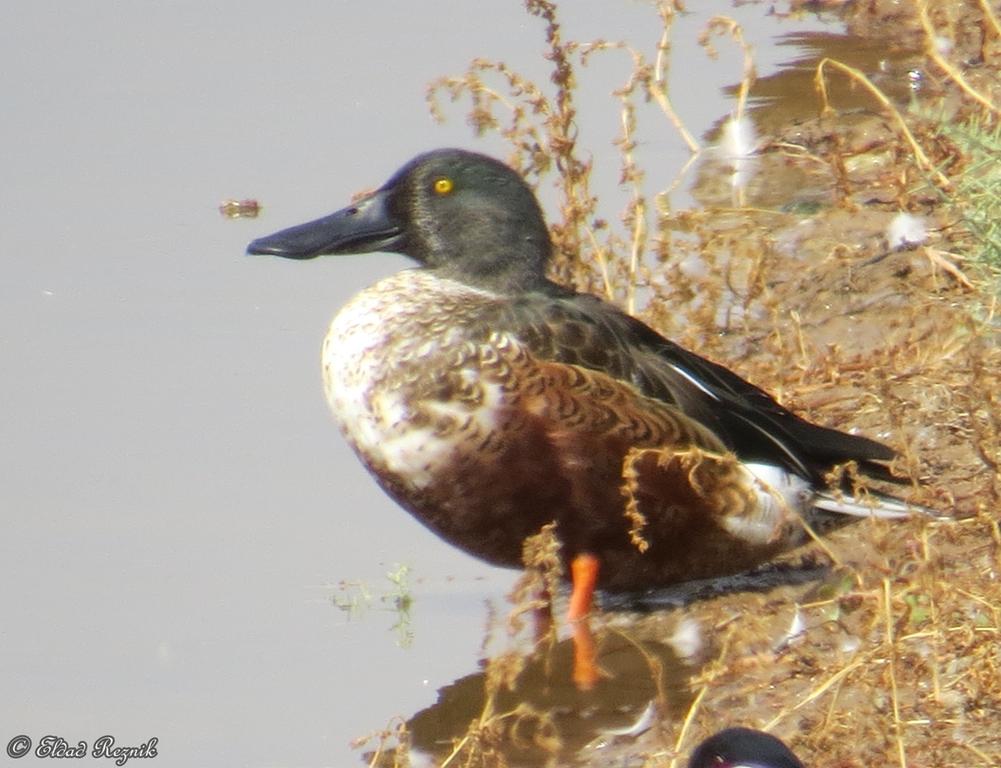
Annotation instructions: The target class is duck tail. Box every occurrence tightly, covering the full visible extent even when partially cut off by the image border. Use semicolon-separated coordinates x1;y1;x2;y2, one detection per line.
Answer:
812;490;938;520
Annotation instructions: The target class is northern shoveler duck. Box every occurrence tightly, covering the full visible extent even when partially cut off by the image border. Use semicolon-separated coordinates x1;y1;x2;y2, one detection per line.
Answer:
248;148;916;624
688;727;805;768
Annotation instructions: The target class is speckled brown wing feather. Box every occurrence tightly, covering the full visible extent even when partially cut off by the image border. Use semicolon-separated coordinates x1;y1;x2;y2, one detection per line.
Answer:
475;288;897;484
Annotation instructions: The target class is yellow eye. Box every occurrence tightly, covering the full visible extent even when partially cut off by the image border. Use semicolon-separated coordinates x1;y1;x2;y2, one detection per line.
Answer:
433;177;454;195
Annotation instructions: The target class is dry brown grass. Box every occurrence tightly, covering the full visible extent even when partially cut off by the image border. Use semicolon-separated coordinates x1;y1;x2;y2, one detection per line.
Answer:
360;1;1001;766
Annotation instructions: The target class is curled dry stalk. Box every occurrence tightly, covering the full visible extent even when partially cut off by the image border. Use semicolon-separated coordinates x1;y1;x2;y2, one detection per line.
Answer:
814;57;952;190
918;0;1000;116
699;15;757;122
578;38;651;313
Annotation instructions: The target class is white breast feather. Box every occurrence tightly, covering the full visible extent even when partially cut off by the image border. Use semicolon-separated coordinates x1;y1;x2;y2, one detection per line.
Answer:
321;273;506;490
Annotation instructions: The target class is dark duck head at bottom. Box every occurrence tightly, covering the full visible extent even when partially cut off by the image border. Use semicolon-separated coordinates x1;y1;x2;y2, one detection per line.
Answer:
248;147;923;623
689;727;805;768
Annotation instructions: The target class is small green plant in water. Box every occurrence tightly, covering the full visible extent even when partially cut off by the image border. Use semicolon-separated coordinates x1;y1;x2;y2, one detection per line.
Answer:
331;564;414;648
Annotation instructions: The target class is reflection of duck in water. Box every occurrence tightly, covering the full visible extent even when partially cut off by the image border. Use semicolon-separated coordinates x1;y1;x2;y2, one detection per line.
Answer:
390;627;802;768
403;633;692;765
248;148;921;681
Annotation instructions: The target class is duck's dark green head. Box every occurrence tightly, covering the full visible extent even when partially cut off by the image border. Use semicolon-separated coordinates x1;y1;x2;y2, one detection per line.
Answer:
247;148;554;292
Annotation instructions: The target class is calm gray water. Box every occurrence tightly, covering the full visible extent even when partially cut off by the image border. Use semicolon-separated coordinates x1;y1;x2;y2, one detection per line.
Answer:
1;2;839;765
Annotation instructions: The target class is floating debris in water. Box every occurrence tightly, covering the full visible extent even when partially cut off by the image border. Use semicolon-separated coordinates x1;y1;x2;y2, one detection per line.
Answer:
886;212;928;249
774;606;806;651
719;115;759;203
219;198;262;219
720;114;758;160
668;616;703;661
584;700;657;750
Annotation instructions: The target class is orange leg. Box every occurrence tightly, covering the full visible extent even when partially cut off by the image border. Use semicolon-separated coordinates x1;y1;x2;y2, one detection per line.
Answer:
568;553;601;690
568;553;600;621
572;618;599;690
